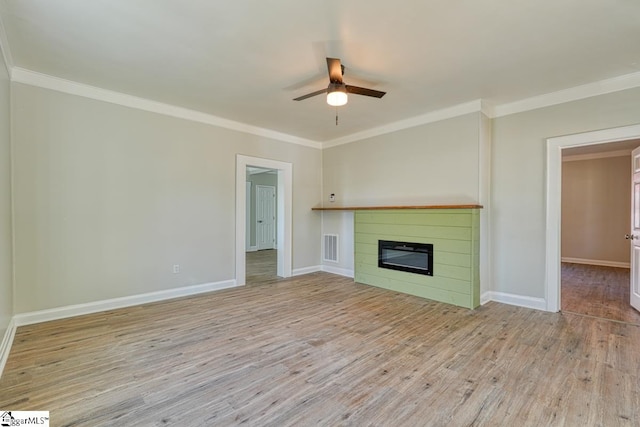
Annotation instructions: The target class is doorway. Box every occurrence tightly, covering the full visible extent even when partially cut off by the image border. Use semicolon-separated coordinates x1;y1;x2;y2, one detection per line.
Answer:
546;124;640;313
560;144;640;323
235;155;292;286
245;167;278;283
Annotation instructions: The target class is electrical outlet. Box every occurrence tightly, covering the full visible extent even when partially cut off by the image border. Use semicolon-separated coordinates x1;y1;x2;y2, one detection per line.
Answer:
172;264;180;274
329;193;336;202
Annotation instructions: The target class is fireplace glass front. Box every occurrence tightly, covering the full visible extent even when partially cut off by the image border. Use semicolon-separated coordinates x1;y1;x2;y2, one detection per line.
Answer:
378;240;433;276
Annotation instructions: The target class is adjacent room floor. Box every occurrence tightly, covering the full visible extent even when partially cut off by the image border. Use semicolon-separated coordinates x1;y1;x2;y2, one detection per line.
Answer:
246;249;279;285
561;262;640;326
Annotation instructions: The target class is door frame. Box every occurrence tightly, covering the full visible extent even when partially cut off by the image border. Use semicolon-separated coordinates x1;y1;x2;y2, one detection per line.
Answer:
545;124;640;312
245;181;252;251
236;155;292;285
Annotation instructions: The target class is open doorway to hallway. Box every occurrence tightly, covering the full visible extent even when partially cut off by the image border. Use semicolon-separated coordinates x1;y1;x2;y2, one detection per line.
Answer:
560;139;640;324
235;154;292;287
245;166;279;284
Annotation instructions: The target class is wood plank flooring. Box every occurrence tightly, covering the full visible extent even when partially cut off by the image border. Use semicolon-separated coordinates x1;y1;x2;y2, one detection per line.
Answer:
561;262;640;325
246;249;279;285
1;271;639;425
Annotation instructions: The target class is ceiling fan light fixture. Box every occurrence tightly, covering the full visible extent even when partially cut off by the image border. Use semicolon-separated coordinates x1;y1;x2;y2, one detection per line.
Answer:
327;85;348;106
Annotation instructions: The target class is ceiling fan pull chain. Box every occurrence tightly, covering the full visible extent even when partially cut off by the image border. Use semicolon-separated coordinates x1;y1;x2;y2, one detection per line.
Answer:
335;107;339;126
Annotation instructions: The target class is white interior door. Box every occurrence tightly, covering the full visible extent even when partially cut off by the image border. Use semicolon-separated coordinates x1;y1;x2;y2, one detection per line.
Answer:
245;182;251;250
256;185;276;250
629;146;640;312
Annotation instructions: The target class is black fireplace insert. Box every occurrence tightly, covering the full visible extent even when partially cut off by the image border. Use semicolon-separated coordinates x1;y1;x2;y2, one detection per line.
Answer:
378;240;433;276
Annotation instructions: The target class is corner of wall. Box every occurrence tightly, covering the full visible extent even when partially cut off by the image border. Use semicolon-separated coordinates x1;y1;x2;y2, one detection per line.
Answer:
478;111;493;298
0;317;16;378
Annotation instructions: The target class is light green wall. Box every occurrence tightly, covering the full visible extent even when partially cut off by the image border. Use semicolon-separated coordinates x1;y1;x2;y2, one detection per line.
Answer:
11;83;322;313
354;210;480;309
492;88;640;299
0;45;12;340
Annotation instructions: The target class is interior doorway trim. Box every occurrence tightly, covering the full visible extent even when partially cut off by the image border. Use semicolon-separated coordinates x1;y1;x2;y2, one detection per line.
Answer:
236;155;292;285
545;123;640;312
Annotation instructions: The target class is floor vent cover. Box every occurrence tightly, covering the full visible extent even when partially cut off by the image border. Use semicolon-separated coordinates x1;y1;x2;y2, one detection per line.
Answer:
323;234;339;262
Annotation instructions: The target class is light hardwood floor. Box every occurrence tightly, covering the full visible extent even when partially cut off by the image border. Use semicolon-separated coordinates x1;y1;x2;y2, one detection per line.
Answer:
246;249;279;285
1;271;639;425
561;262;640;325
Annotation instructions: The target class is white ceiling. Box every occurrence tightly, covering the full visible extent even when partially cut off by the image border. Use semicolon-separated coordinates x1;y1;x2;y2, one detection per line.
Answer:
1;0;640;144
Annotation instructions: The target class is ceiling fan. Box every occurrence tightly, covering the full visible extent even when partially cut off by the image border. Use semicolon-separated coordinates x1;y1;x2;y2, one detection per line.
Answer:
293;57;386;107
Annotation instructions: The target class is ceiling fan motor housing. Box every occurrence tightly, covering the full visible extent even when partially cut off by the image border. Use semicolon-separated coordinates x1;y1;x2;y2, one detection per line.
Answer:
328;82;346;93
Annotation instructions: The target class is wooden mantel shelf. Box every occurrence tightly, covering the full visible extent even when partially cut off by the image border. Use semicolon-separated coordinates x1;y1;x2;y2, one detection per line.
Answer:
312;204;483;211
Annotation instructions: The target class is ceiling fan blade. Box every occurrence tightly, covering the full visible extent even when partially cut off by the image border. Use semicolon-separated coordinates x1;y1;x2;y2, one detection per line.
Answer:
326;58;344;84
345;85;386;98
293;88;328;101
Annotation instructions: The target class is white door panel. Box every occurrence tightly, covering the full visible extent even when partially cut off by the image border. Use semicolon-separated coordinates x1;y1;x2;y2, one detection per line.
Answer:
256;185;276;250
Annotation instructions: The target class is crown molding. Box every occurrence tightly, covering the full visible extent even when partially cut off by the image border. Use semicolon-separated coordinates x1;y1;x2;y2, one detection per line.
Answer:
323;99;484;148
493;71;640;118
562;149;632;162
0;10;13;78
8;64;640;149
10;67;323;150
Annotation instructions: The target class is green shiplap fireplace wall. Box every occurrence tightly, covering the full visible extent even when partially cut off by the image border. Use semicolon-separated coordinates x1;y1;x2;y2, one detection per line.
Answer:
354;209;480;309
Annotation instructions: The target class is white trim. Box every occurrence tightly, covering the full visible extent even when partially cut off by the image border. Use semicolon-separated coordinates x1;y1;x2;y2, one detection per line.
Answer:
321;265;355;278
236;155;292;285
494;71;640;118
323;100;484;148
0;10;13;78
292;266;321;276
562;149;632;162
0;318;17;378
546;124;640;312
11;68;322;150
9;65;640;150
478;112;492;302
13;279;237;327
480;292;492;305
482;291;547;311
561;257;630;269
292;265;355;278
246;246;258;252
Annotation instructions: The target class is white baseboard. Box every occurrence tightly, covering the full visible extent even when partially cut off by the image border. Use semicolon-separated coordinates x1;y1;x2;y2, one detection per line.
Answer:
481;291;547;311
246;246;258;252
561;257;630;269
13;279;237;327
292;265;321;276
292;265;355;278
480;291;493;305
321;265;355;278
0;318;17;379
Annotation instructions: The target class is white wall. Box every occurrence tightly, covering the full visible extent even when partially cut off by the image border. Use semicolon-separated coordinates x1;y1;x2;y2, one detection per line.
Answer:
11;83;322;313
320;211;354;276
323;113;481;206
492;87;640;300
561;155;631;265
0;39;13;346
